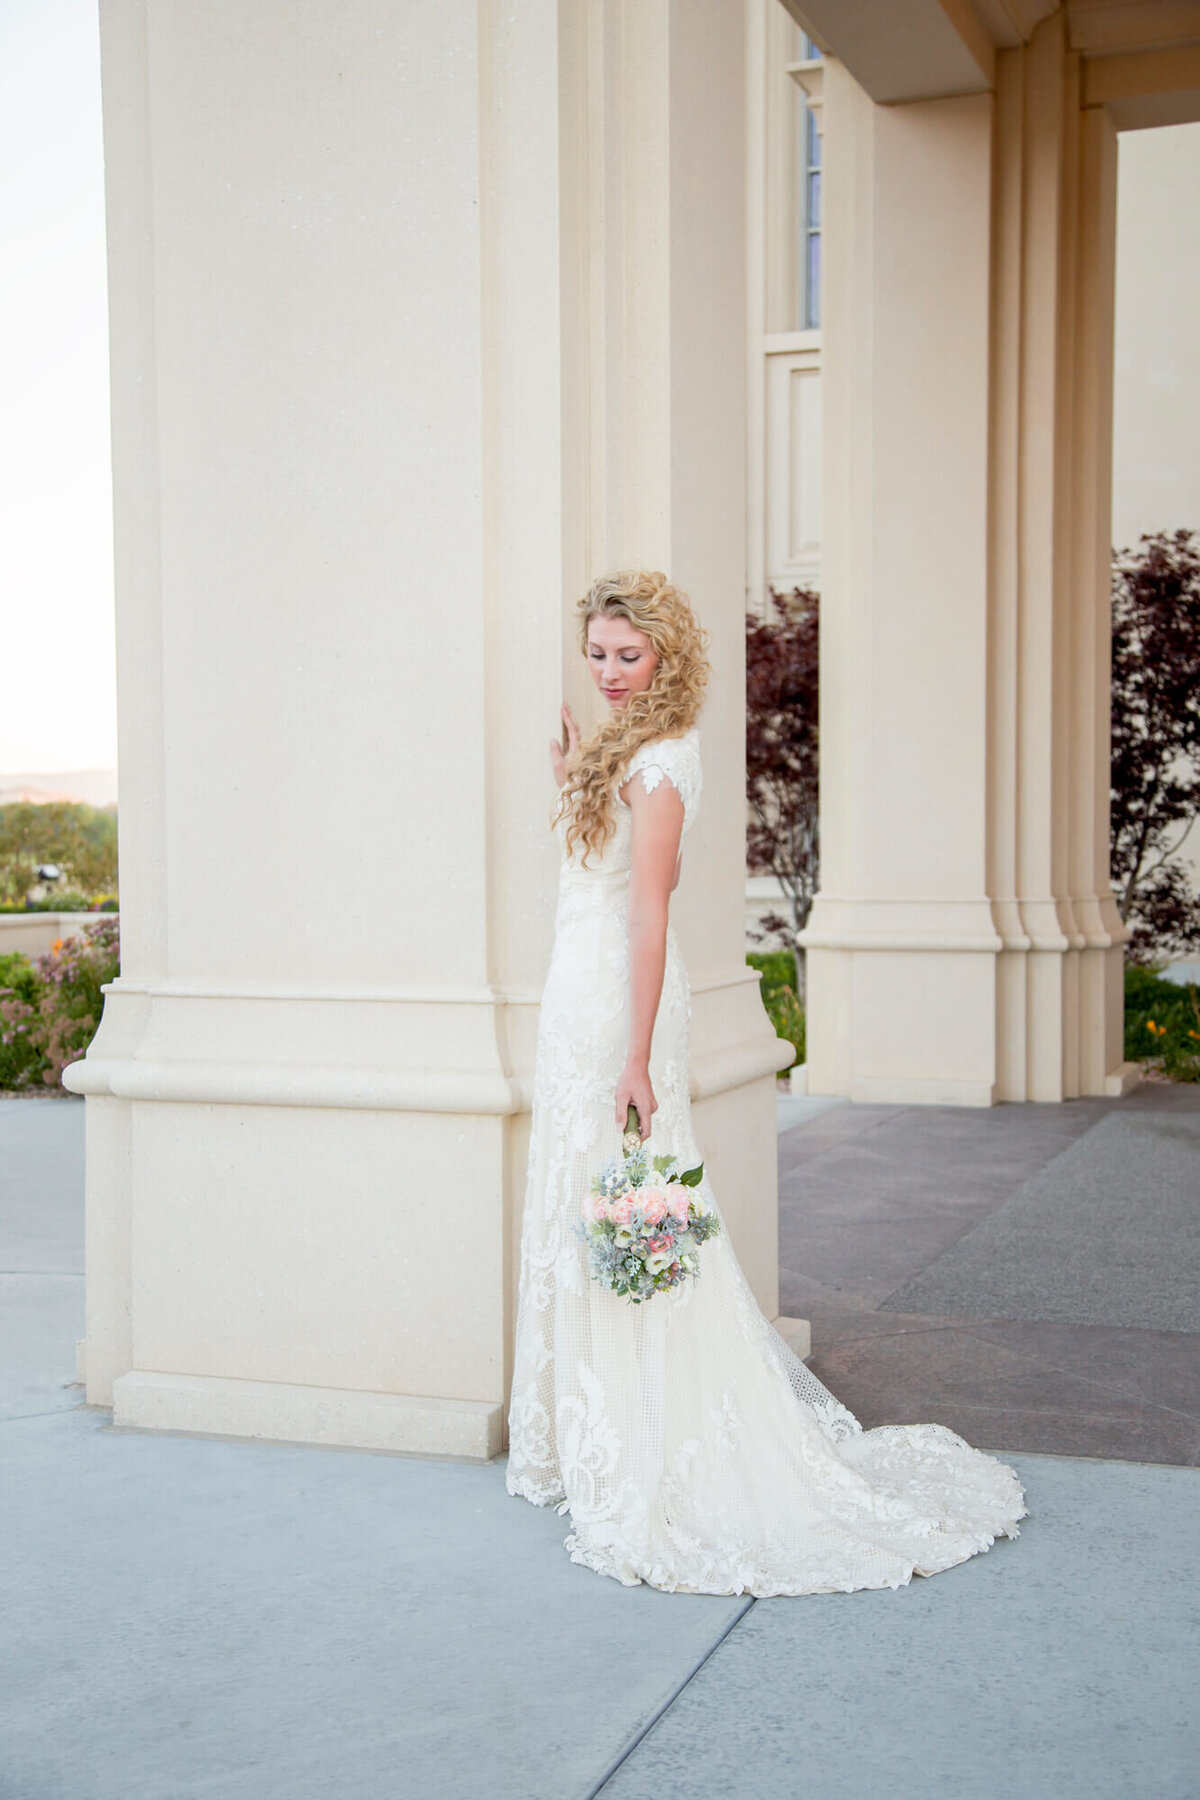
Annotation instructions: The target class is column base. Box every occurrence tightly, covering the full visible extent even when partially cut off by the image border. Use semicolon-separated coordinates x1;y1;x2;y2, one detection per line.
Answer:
112;1370;505;1461
771;1316;812;1359
802;929;1002;1105
840;1074;996;1106
1104;1061;1142;1097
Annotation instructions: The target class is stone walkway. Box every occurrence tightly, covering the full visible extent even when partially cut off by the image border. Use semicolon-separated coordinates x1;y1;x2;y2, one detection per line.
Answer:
782;1084;1200;1467
3;1095;1198;1798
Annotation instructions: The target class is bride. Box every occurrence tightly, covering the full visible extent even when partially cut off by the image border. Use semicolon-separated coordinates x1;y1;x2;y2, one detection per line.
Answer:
506;570;1026;1596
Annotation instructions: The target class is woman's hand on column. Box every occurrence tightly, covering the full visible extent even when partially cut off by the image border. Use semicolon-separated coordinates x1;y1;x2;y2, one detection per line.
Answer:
550;703;581;787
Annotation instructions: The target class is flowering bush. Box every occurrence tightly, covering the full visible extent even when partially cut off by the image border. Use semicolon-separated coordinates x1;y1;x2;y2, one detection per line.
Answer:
0;953;42;1089
0;918;119;1091
1124;965;1200;1083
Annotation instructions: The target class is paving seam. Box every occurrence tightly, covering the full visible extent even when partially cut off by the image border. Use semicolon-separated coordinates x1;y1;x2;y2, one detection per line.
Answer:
879;1108;1200;1329
811;1318;1200;1426
809;1321;975;1347
952;1324;1200;1427
778;1105;914;1163
1;1402;87;1427
585;1596;756;1800
868;1107;1117;1306
975;1445;1200;1471
0;1268;84;1276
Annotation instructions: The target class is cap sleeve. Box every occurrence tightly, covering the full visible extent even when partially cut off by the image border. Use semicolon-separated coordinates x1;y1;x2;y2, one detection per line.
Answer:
623;731;703;833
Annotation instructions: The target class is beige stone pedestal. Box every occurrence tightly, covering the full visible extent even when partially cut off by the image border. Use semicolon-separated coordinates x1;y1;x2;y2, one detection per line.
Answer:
67;1;792;1457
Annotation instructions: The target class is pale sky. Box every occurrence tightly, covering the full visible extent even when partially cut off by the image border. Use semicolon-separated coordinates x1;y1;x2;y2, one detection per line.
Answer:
0;0;115;773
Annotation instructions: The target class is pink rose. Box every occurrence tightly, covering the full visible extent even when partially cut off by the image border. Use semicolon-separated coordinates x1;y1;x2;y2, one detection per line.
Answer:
641;1190;667;1225
610;1196;636;1228
667;1183;691;1222
587;1193;610;1222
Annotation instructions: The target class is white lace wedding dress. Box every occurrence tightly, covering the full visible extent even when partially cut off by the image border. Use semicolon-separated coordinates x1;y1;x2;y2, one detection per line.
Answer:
506;728;1026;1595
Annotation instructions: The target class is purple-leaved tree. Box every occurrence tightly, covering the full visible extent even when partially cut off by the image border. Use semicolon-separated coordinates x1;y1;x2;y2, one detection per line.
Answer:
1111;530;1200;963
746;589;819;997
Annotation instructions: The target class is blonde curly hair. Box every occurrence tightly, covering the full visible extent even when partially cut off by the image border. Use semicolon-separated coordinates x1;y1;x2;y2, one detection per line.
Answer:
555;570;711;864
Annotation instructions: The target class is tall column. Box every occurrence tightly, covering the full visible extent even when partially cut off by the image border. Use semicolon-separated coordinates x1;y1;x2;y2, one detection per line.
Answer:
988;17;1133;1102
71;0;788;1457
1075;105;1129;1097
804;63;1001;1105
804;26;1135;1106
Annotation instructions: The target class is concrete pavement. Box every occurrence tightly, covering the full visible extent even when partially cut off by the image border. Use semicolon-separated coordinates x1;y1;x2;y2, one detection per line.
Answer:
785;1086;1200;1465
2;1096;1197;1798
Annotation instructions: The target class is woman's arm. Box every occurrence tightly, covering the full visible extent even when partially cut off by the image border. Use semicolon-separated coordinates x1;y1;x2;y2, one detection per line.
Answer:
614;772;685;1139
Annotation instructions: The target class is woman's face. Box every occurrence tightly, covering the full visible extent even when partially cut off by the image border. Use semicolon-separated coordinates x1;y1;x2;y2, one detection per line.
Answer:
586;615;659;709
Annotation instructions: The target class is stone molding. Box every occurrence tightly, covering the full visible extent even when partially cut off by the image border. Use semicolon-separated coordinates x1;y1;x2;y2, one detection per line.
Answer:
113;1370;505;1462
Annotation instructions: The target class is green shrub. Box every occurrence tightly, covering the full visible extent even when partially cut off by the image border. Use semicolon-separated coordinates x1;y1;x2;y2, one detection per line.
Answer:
1124;964;1200;1082
748;951;805;1071
0;952;38;1002
747;950;794;1002
0;900;111;914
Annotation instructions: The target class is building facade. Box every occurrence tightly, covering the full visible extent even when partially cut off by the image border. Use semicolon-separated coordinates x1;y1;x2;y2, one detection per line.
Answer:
747;6;1200;965
68;0;1200;1458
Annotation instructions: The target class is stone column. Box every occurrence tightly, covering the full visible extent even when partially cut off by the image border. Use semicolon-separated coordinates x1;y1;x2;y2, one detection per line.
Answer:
804;30;1136;1105
989;17;1133;1103
803;62;1001;1105
70;0;790;1456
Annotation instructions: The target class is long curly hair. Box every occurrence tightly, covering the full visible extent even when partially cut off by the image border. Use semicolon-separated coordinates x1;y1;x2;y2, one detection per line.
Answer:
555;570;711;863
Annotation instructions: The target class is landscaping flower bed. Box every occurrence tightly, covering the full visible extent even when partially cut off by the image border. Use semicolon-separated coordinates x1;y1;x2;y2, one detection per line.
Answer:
0;918;119;1092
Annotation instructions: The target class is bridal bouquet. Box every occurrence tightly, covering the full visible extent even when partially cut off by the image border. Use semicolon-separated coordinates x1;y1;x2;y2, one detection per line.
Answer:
580;1105;720;1304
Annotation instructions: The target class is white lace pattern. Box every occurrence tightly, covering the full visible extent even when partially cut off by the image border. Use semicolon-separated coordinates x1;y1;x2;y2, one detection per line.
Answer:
506;728;1026;1595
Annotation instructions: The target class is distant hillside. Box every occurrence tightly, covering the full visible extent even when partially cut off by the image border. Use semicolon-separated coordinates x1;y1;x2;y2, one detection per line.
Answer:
0;769;117;809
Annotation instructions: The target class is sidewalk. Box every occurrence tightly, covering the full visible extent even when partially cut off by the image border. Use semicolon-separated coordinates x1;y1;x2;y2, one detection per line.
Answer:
3;1096;1198;1799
